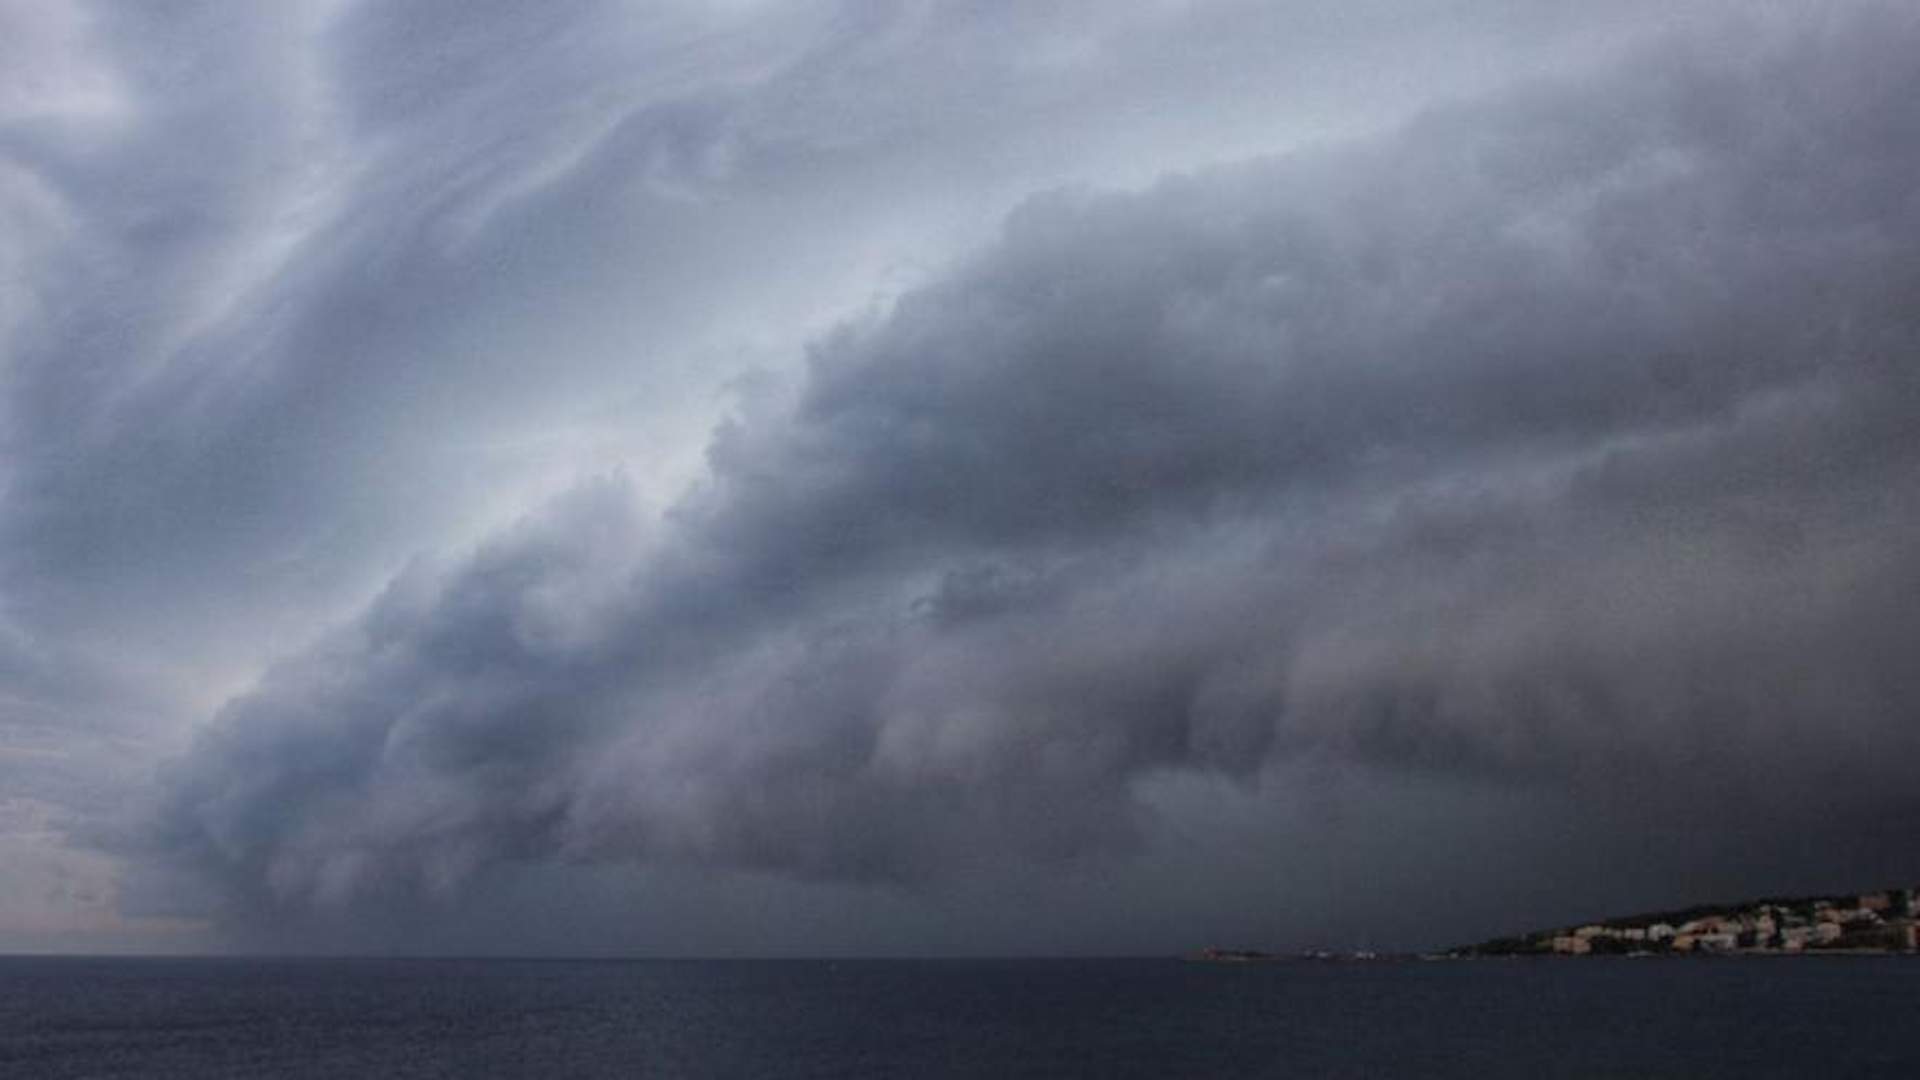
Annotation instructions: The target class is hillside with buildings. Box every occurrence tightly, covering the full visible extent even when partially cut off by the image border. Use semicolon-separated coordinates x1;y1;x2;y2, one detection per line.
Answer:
1455;887;1920;957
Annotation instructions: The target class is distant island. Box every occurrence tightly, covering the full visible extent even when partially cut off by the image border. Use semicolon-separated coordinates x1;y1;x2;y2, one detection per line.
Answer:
1451;885;1920;958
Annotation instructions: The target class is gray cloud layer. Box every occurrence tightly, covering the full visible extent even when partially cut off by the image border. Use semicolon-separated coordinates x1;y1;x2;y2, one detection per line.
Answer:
13;0;1561;946
142;5;1920;942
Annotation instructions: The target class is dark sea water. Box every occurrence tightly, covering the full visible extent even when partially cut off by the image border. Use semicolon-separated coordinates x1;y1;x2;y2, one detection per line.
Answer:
3;955;1917;1078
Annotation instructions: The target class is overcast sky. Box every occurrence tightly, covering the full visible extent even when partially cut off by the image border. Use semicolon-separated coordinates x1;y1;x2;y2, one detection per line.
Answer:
3;0;1917;956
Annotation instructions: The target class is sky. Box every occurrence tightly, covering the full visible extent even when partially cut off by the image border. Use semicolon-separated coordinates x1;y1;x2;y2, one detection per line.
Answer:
2;0;1917;957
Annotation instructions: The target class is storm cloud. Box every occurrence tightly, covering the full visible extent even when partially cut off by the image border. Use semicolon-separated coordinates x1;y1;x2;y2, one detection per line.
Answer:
138;4;1920;943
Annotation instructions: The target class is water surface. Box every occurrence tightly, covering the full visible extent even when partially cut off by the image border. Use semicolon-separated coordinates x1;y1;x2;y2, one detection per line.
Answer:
3;956;1916;1077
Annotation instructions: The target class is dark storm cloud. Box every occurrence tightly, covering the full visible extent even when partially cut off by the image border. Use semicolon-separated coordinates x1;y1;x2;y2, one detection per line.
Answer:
147;5;1920;928
20;0;1770;947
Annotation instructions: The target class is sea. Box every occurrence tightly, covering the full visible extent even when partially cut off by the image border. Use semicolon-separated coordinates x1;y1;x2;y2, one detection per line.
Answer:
3;955;1917;1078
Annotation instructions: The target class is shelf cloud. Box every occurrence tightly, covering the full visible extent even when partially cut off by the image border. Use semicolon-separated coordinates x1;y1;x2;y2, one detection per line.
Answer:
134;5;1920;942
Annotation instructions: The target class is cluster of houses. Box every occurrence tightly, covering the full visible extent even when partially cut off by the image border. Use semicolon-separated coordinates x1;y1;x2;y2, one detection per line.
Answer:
1535;889;1920;956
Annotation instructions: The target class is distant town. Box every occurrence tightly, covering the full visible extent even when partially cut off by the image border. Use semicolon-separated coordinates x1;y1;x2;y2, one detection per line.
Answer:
1453;886;1920;958
1193;886;1920;964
